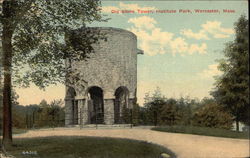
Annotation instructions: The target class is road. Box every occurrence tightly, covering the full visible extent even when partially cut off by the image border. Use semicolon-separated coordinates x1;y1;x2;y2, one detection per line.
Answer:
14;127;249;158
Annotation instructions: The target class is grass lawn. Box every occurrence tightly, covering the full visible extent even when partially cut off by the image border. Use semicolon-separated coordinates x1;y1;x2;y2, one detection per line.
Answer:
152;126;249;139
13;128;28;135
4;136;176;158
0;128;27;136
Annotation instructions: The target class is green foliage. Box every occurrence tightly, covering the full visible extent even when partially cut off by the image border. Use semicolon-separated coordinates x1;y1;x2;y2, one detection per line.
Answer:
159;99;181;126
12;105;26;129
0;0;105;88
141;88;234;129
143;88;167;125
34;99;65;128
141;88;200;126
176;98;195;125
211;15;249;126
0;0;105;144
192;99;233;129
5;99;65;129
132;103;140;126
136;107;150;125
121;105;131;124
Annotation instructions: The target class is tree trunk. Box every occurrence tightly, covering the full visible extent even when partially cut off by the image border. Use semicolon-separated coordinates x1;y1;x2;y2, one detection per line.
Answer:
236;116;239;132
2;0;15;146
0;62;2;150
2;31;13;146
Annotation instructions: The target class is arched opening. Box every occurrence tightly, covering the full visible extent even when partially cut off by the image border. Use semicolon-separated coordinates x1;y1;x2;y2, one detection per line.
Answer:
87;86;104;124
66;87;78;125
114;86;129;124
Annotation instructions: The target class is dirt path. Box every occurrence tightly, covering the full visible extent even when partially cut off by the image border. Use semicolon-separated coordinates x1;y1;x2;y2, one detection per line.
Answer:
14;128;249;158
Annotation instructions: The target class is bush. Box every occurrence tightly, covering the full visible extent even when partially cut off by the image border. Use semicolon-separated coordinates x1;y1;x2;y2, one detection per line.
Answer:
121;106;131;124
192;102;233;129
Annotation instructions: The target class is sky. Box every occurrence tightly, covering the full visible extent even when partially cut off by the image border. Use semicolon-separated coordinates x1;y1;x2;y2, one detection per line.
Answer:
15;0;248;106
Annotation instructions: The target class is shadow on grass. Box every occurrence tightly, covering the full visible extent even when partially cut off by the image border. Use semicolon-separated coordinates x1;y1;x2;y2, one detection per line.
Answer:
5;136;176;158
152;125;249;139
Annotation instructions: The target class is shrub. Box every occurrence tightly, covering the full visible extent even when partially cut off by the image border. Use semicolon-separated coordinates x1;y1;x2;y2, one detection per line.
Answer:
192;102;233;129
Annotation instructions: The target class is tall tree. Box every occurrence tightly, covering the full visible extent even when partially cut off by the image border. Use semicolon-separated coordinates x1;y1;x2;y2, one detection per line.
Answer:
211;15;249;131
144;88;166;126
160;98;181;126
0;0;104;146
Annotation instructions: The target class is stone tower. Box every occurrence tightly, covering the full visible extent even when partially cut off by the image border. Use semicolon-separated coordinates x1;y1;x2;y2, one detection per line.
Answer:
65;27;143;126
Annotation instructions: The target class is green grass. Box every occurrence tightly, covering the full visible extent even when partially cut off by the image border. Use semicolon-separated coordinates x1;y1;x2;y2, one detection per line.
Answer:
0;128;27;135
152;125;249;139
5;136;176;158
13;128;27;135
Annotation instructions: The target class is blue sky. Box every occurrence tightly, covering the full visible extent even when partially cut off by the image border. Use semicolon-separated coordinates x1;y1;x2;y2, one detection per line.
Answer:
16;1;248;106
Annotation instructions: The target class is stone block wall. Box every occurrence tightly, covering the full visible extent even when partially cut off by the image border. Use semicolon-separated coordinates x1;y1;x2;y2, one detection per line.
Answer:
65;27;140;126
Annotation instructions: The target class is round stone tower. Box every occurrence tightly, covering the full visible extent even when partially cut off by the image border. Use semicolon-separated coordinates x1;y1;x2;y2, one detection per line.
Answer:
65;27;143;126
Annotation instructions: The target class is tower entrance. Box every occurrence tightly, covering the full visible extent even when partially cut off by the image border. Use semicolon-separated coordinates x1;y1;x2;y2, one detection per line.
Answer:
88;86;104;124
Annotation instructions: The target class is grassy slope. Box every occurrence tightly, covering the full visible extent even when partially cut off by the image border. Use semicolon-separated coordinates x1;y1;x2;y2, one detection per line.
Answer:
5;136;176;158
152;126;249;139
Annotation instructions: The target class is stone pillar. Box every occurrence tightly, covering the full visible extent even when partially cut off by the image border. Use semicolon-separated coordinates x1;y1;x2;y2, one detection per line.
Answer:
73;100;78;124
65;99;74;126
128;98;135;109
104;99;114;125
78;100;83;125
82;99;89;124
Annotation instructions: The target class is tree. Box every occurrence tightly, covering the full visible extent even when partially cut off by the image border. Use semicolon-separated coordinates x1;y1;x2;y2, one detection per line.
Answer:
192;99;233;129
211;15;249;131
174;97;197;126
48;99;64;127
121;105;130;124
0;88;20;130
0;0;104;146
12;105;26;129
159;98;181;126
144;88;166;126
132;103;140;126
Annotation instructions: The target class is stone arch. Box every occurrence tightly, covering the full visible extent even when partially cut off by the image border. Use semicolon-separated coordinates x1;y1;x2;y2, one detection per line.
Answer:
87;86;104;124
114;86;129;123
65;87;78;125
66;87;76;98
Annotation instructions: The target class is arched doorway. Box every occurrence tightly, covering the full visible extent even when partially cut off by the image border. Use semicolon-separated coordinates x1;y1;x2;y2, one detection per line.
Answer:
66;87;78;125
87;86;104;124
114;86;129;123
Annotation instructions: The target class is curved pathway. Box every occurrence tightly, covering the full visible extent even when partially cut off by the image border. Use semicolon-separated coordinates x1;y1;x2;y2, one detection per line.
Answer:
14;127;249;158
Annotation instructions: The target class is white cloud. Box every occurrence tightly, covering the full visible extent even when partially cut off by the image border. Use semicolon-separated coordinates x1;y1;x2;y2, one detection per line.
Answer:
180;29;209;40
198;64;222;79
170;37;188;55
128;16;157;30
119;2;156;11
189;43;207;55
202;21;234;39
128;16;207;56
213;33;231;38
101;2;156;14
181;21;234;40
